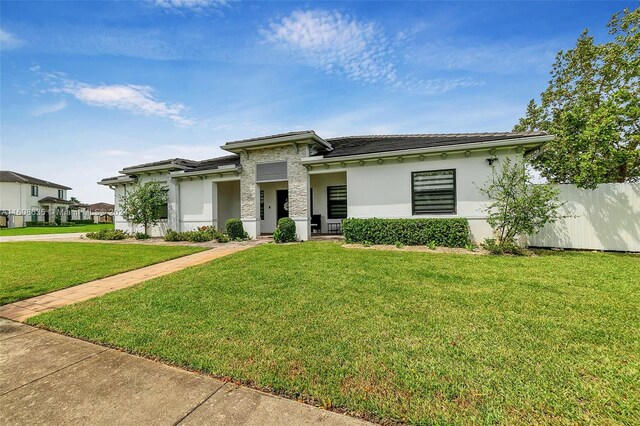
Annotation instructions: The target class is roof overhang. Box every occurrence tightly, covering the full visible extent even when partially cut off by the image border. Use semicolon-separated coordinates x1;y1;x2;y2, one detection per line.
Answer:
301;134;554;166
222;132;333;154
169;165;242;180
119;163;191;174
98;176;137;186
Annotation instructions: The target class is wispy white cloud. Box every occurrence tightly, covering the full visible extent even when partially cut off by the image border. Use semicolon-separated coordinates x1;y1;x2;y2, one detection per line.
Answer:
41;72;195;127
31;100;67;116
407;41;560;75
262;9;397;85
0;28;25;50
151;0;227;14
261;9;482;95
394;77;484;95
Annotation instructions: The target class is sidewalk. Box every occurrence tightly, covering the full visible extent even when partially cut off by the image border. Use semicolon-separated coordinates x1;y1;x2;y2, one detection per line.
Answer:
0;243;260;322
0;232;87;242
0;319;369;425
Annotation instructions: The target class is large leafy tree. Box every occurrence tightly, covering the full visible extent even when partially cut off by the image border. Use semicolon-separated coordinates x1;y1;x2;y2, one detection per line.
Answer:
514;8;639;188
120;181;168;235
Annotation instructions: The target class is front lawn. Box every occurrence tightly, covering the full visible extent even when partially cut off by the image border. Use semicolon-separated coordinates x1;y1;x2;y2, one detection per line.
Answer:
0;242;204;304
29;243;639;424
0;223;114;236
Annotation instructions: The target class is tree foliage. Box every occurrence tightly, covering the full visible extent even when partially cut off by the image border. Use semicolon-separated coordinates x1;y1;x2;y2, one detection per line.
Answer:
514;8;639;188
120;181;168;235
480;158;564;247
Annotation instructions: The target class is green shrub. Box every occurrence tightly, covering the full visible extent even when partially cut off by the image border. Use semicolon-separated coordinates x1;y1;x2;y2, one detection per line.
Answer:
186;230;212;243
273;217;296;243
482;238;526;256
86;229;129;240
164;226;231;243
427;241;437;250
164;229;186;242
342;218;470;248
135;232;149;240
226;219;247;240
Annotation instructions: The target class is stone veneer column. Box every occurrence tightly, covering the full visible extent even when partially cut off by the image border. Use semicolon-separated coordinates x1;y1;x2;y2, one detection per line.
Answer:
240;154;260;239
239;144;310;240
286;148;310;241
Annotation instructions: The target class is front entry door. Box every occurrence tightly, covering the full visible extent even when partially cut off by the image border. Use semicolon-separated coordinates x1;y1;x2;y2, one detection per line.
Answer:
276;190;289;222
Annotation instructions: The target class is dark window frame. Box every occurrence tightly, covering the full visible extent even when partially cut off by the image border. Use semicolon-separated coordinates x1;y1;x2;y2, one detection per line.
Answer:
327;185;347;219
259;190;265;221
31;185;38;196
157;188;169;220
411;169;457;215
58;189;64;199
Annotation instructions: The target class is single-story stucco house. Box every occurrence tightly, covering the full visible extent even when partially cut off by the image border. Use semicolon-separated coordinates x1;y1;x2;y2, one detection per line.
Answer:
100;131;552;241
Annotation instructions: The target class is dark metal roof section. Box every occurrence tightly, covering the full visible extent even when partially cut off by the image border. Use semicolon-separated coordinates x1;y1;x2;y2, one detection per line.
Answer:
37;196;75;204
0;171;72;190
224;130;316;146
316;132;549;158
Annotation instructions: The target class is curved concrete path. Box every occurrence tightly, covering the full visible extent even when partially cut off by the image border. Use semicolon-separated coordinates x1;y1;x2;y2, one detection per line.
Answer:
0;319;370;426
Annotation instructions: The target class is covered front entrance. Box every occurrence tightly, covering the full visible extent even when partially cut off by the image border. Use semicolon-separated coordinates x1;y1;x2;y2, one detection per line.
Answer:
258;181;289;234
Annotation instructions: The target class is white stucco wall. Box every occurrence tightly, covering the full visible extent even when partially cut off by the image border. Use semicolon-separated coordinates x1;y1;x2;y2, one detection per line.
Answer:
179;178;213;231
343;149;520;243
217;180;241;232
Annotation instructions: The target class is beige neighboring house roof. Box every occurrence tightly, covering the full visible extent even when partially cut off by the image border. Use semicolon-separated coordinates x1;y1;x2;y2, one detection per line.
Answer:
88;202;115;212
0;171;72;190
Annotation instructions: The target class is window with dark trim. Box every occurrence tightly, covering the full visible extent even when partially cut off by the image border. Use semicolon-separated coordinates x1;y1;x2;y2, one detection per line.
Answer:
327;185;347;219
157;189;169;219
412;169;456;214
31;185;38;196
260;190;265;220
58;189;64;199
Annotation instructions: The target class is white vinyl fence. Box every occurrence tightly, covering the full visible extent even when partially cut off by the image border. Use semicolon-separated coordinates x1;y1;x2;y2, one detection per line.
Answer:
529;183;640;252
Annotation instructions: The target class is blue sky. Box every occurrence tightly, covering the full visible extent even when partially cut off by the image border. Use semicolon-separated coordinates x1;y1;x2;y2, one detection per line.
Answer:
0;0;634;202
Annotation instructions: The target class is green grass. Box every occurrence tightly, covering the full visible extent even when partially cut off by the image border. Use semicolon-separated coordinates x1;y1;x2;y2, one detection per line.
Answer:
0;242;204;304
0;223;114;236
29;243;639;424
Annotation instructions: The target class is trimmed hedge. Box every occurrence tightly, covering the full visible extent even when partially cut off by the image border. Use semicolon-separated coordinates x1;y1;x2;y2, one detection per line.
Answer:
71;220;94;225
86;229;129;240
342;218;470;247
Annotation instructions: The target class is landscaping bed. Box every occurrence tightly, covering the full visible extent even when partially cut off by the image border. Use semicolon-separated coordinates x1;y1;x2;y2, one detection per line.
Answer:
28;242;639;424
0;242;204;304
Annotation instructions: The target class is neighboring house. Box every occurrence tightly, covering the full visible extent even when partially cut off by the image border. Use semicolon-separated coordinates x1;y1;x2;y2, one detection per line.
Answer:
100;131;552;241
88;202;115;223
0;171;88;228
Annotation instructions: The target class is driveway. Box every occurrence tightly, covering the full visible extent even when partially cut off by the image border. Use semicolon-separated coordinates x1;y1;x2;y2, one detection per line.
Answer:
0;319;370;425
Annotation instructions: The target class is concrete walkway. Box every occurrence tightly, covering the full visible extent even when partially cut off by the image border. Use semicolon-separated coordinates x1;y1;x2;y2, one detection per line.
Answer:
0;243;259;322
0;319;369;425
0;232;87;242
